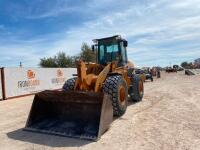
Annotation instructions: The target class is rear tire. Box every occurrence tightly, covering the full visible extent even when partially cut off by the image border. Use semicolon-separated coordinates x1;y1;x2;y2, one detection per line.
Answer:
63;78;76;91
130;75;144;102
103;75;128;117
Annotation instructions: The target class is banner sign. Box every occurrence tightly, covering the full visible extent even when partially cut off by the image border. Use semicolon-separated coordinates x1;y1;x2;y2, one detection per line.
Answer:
3;68;76;99
0;68;2;100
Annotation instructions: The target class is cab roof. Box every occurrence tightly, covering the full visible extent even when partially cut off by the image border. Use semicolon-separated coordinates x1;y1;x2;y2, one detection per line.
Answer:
93;35;123;43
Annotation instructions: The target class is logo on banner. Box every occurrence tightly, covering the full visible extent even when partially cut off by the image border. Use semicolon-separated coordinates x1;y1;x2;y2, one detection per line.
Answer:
27;70;35;79
57;69;63;77
51;69;65;85
18;70;40;89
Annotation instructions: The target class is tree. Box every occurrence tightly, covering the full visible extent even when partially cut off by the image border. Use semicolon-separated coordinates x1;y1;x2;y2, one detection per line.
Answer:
181;61;194;69
194;58;200;68
39;43;96;68
39;52;75;68
40;57;58;68
80;43;96;63
181;61;188;68
188;62;193;68
56;52;74;67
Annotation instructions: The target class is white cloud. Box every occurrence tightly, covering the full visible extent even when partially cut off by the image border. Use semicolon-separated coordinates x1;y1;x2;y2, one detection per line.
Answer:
0;45;41;67
1;0;200;67
0;25;5;30
50;0;200;64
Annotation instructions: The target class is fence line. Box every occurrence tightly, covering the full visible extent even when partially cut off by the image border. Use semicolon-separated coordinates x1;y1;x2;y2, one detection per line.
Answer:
0;67;76;100
0;68;2;100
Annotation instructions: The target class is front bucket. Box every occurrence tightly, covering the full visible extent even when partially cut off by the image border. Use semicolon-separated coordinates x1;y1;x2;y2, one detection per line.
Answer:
24;90;113;141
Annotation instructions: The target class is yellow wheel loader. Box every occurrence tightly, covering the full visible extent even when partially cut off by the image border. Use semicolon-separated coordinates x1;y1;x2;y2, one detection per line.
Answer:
24;35;144;141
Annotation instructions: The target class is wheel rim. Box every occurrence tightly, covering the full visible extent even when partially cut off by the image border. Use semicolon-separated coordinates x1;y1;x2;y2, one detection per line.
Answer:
139;81;144;96
119;86;126;105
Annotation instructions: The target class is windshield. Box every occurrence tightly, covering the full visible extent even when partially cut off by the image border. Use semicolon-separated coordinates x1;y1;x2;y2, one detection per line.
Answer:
98;43;119;65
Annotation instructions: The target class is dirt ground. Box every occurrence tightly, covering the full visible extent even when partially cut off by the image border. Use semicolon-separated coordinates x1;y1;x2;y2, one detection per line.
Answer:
0;72;200;150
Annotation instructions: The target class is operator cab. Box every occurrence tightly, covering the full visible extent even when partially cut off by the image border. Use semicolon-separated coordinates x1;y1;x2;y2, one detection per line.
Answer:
92;35;128;66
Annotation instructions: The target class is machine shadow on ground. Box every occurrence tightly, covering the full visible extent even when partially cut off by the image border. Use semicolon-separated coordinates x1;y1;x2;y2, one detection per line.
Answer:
7;129;92;147
127;97;139;106
6;98;139;147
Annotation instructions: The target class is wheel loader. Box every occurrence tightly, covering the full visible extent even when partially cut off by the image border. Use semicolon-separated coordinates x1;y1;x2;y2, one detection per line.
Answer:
24;35;144;141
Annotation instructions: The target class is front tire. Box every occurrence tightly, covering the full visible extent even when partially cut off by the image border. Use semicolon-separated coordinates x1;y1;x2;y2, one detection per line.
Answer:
130;75;144;102
62;78;76;91
103;75;128;117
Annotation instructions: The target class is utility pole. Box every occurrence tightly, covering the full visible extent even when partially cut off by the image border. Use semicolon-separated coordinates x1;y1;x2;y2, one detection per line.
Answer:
19;62;22;68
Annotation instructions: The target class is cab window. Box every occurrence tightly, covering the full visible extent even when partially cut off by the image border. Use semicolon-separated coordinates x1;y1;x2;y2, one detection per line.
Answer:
98;43;120;65
120;42;127;64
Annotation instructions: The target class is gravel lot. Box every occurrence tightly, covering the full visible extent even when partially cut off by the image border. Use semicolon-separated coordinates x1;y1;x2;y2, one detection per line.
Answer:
0;71;200;150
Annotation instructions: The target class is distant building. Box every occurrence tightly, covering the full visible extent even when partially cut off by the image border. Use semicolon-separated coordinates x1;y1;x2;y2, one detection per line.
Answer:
194;58;200;68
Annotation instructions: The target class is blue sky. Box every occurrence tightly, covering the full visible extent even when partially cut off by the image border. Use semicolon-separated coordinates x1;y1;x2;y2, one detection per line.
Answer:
0;0;200;67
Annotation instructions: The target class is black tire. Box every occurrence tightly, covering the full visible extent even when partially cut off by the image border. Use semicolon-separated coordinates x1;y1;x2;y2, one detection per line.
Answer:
63;78;77;91
103;75;128;117
130;75;144;102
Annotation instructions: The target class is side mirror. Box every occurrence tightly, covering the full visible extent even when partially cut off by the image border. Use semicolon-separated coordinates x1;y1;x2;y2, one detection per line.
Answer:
123;40;128;47
91;45;95;52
